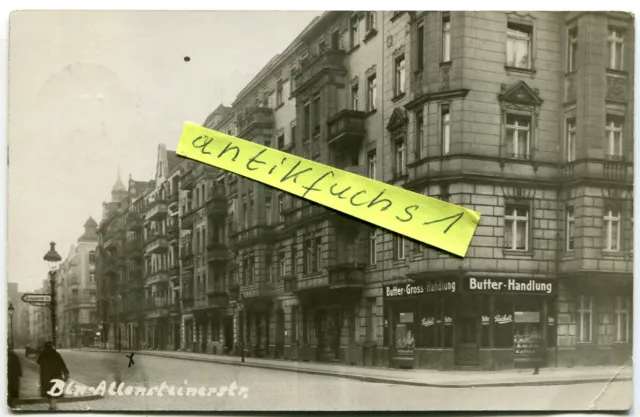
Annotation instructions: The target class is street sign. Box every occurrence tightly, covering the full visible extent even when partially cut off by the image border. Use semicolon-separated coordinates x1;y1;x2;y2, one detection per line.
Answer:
21;293;52;306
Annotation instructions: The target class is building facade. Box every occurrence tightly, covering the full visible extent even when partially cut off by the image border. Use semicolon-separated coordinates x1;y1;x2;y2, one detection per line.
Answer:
95;11;634;370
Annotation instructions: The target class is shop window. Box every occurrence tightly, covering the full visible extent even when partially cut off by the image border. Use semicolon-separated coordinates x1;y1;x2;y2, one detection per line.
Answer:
291;307;298;346
547;301;557;348
480;296;491;348
514;298;542;358
418;297;442;348
577;295;593;343
443;297;454;348
614;296;630;343
494;297;514;348
395;310;416;355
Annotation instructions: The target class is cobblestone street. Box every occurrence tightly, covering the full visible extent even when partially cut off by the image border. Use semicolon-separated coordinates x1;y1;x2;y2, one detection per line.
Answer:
13;350;632;412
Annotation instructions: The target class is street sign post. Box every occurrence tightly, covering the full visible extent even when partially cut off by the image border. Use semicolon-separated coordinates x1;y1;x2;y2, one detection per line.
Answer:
21;293;52;306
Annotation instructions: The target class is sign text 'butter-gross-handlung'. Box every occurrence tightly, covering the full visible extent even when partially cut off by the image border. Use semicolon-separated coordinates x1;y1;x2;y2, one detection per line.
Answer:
176;123;481;257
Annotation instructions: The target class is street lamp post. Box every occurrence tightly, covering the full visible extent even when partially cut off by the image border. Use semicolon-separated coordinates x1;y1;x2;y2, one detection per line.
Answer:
43;241;62;348
8;303;15;350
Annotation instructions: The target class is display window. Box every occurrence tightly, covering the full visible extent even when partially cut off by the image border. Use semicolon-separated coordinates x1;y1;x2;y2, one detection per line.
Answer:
495;297;514;347
395;311;416;354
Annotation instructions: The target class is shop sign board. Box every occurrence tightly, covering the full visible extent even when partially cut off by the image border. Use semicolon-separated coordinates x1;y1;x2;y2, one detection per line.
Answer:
464;277;554;294
383;279;458;298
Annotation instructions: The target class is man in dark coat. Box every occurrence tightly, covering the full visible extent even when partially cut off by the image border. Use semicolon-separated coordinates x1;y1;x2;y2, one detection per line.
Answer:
37;342;69;410
7;347;22;408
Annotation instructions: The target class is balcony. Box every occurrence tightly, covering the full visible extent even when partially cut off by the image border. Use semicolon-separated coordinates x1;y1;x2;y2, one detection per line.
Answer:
327;109;366;150
194;296;209;309
127;215;143;230
146;201;168;221
145;299;169;319
181;210;195;230
228;283;240;301
207;242;228;262
68;275;79;287
145;235;169;254
125;240;143;258
207;290;229;308
328;263;365;288
283;275;297;293
168;191;179;205
167;221;179;239
181;250;194;270
205;193;227;218
180;169;194;190
241;281;276;299
181;297;194;310
235;107;274;138
231;225;275;248
343;165;367;178
168;265;180;281
146;269;169;286
291;49;346;94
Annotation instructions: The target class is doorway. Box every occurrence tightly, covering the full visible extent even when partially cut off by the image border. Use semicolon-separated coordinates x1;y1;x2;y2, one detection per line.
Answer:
275;310;285;359
224;316;234;353
455;295;480;367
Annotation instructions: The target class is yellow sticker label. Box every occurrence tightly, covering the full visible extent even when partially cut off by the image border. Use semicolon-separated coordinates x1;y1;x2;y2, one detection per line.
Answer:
176;122;480;257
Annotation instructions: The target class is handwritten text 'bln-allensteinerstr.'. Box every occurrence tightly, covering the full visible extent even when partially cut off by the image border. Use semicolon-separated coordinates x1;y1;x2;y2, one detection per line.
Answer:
176;122;480;257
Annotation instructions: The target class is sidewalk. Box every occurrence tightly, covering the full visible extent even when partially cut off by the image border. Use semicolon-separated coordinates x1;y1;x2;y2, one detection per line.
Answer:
78;348;633;388
13;351;103;406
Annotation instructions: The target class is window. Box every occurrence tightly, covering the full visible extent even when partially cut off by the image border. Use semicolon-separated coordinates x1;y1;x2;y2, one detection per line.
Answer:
394;234;405;260
416;21;425;71
505;114;531;159
442;14;451;62
303;102;311;139
504;206;529;251
276;77;283;106
394;139;406;177
441;105;450;155
566;117;576;162
566;207;575;251
605;114;623;157
278;194;285;223
242;202;248;229
350;14;359;48
290;244;297;275
604;207;621;251
367;151;376;180
607;28;624;70
278;251;286;278
89;272;96;283
89;251;96;263
312;95;321;132
314;237;322;272
568;28;578;72
369;229;377;265
367;74;377;112
331;30;340;50
416;109;424;157
351;82;359;110
318;38;326;55
277;133;285;150
507;22;532;69
614;296;630;343
304;239;313;273
394;55;406;96
247;255;254;285
266;254;273;283
366;11;376;33
90;291;96;303
265;196;272;226
577;295;592;343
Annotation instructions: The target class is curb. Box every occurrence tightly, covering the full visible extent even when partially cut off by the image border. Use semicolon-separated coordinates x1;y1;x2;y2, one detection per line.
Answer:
78;348;632;389
14;353;104;405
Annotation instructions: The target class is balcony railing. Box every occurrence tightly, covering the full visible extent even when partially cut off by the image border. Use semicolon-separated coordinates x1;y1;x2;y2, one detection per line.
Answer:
125;240;144;257
146;201;168;221
145;235;169;254
292;49;346;94
328;263;365;287
343;165;367;178
241;281;276;299
235;107;274;137
181;297;194;310
207;290;229;307
181;251;194;270
180;169;195;190
207;242;228;262
327;109;366;148
127;215;143;230
205;192;227;217
146;269;170;285
231;225;274;247
181;210;195;230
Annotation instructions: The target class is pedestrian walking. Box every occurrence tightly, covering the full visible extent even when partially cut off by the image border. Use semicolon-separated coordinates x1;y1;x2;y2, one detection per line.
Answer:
37;341;69;410
7;347;22;408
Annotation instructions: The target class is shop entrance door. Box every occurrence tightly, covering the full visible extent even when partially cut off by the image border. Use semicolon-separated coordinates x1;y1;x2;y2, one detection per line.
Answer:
455;296;480;367
275;310;285;359
224;317;234;353
317;309;340;362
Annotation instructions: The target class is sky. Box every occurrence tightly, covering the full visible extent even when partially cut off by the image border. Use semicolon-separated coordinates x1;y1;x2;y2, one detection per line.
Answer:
7;10;321;292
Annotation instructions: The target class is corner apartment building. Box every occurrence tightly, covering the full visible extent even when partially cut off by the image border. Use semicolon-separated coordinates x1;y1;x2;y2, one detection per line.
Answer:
56;218;100;348
196;11;633;370
97;173;154;350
